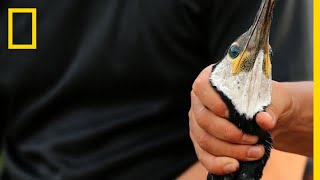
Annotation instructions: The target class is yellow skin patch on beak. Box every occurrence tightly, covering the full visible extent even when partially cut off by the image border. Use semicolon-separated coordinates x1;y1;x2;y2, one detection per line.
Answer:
264;53;271;79
231;51;251;75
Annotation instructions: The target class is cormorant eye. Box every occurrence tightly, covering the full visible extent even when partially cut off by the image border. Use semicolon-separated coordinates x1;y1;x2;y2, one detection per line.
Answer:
269;47;273;58
228;45;241;59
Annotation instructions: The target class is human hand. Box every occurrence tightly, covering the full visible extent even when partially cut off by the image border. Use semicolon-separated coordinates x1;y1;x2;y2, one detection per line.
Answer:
189;65;295;175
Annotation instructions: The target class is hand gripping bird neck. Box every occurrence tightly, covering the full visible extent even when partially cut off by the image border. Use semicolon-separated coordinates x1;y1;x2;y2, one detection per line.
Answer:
208;0;275;179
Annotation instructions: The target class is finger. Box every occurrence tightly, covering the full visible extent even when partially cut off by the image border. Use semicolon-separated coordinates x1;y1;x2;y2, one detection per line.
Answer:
190;130;239;175
256;111;275;131
267;81;291;123
257;81;291;131
192;65;229;118
191;91;258;145
189;109;265;161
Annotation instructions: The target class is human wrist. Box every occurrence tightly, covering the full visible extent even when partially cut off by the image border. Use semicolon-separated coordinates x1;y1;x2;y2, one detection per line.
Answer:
271;81;313;156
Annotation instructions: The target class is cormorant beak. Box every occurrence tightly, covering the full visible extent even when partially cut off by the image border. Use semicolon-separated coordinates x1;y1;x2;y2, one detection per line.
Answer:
250;0;275;50
248;0;275;78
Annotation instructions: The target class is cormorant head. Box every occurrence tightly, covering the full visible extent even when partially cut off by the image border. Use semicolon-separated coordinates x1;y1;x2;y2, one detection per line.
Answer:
210;0;275;119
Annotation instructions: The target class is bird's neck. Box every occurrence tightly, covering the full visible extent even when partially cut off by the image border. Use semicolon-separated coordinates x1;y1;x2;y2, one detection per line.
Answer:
210;51;272;119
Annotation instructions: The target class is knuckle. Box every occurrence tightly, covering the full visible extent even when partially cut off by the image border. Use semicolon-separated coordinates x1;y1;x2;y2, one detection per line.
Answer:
189;124;195;138
189;129;193;140
196;151;205;163
194;109;207;127
192;78;200;91
192;76;205;96
190;90;195;98
188;110;192;119
197;134;209;150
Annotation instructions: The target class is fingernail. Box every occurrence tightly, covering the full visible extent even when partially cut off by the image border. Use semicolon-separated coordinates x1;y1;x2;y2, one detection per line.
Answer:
224;163;237;174
242;134;258;144
247;146;264;159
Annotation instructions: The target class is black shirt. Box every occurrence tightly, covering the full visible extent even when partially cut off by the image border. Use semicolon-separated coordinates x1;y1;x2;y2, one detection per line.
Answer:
0;0;312;179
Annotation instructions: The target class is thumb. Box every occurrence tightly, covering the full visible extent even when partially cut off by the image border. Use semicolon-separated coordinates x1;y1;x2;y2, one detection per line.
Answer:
256;81;293;131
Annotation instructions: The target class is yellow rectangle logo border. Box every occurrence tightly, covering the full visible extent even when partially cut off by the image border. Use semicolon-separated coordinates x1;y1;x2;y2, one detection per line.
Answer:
8;8;37;50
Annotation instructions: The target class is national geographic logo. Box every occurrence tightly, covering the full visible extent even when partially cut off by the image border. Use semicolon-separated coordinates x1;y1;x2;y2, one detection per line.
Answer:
8;8;37;50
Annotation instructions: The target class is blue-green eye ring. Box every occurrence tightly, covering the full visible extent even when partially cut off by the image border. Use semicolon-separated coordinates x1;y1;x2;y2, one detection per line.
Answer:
228;45;241;59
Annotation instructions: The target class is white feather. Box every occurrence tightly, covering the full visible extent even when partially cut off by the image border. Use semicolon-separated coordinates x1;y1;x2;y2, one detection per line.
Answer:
210;51;272;119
